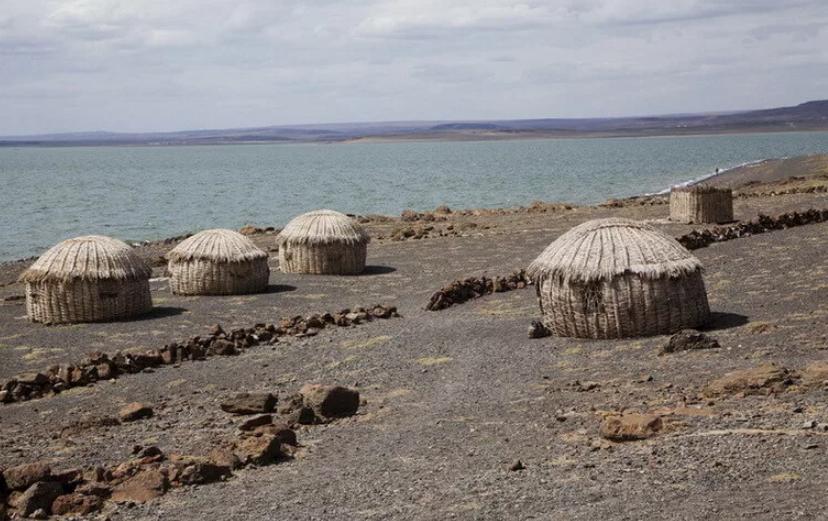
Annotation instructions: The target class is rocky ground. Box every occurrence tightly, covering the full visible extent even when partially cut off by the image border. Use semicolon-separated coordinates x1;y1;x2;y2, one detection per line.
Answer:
0;158;827;520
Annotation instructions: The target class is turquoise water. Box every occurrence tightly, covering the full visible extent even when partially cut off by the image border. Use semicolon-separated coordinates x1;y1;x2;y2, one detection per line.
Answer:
2;131;828;261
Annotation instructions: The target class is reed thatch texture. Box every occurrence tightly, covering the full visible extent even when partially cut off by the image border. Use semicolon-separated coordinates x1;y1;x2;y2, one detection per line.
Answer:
670;185;733;224
528;218;710;338
276;210;370;274
20;235;152;324
166;229;270;295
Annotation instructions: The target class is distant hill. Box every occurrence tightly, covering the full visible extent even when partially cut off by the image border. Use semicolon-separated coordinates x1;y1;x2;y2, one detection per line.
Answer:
3;100;828;146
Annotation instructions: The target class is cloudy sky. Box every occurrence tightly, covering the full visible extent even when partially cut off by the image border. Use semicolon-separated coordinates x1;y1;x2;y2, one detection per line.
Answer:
2;0;827;135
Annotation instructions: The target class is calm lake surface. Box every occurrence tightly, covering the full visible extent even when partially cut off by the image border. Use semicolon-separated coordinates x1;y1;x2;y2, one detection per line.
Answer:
2;131;828;261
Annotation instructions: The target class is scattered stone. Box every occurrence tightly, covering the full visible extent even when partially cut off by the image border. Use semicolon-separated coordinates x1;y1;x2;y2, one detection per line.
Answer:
74;481;111;498
119;403;154;422
508;460;525;471
236;435;284;465
702;364;793;397
16;481;63;517
51;493;104;515
528;320;551;339
239;414;273;431
3;462;51;490
252;423;298;446
677;209;828;250
168;456;232;485
238;225;264;236
207;448;243;470
221;393;277;415
299;385;360;422
111;469;169;503
662;329;720;354
600;413;663;441
426;270;531;311
800;361;828;389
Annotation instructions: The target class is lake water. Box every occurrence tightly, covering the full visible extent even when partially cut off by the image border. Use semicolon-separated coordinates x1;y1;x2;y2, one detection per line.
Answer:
2;131;828;262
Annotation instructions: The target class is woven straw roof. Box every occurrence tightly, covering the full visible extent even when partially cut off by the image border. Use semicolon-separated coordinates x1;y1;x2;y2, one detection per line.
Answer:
166;229;267;263
528;218;702;283
20;235;152;283
277;209;370;246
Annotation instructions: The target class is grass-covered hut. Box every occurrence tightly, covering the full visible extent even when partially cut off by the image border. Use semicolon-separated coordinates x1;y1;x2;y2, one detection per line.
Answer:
276;209;370;275
166;229;269;295
528;218;710;339
20;235;153;324
670;185;733;224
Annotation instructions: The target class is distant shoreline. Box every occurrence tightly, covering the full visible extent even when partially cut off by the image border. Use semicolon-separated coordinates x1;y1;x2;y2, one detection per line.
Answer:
3;126;828;149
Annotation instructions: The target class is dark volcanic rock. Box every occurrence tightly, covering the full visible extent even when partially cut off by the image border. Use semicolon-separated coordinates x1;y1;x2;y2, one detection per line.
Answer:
299;384;360;422
527;320;551;339
221;393;277;415
17;481;63;517
238;414;273;431
662;329;720;354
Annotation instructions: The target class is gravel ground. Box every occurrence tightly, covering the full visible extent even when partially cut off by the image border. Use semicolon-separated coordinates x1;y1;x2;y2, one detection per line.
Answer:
0;171;826;520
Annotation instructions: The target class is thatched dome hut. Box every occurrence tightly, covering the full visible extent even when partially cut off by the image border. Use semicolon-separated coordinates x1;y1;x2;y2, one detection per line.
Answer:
20;235;153;324
277;210;370;275
670;185;733;224
166;229;270;295
528;218;710;339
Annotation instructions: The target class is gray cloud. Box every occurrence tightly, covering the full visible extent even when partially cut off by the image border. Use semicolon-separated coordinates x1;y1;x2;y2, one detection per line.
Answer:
1;0;827;134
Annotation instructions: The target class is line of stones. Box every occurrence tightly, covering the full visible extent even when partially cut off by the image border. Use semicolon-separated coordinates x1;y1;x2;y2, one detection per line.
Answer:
425;208;828;312
0;304;399;405
676;208;828;250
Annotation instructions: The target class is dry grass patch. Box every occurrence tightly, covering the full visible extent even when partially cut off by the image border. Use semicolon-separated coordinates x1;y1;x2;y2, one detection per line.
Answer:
416;356;452;366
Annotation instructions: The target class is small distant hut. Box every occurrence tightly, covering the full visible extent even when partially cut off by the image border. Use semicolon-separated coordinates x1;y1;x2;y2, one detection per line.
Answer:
276;210;370;275
20;235;153;324
670;185;733;224
528;218;710;339
166;229;269;295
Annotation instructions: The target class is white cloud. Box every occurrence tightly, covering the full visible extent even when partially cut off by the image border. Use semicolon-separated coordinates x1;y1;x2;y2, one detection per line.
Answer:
0;0;827;133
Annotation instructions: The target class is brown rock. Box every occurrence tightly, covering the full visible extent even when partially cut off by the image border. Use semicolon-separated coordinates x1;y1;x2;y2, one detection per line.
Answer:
527;320;551;339
15;373;49;386
239;414;273;431
600;413;663;441
299;384;360;421
236;434;283;465
17;481;63;517
51;493;104;515
702;364;792;397
207;448;243;470
252;423;298;446
74;481;111;498
662;329;720;354
400;209;419;222
801;361;828;389
238;225;262;236
168;456;231;485
111;469;168;503
119;402;154;422
3;462;51;490
220;393;277;415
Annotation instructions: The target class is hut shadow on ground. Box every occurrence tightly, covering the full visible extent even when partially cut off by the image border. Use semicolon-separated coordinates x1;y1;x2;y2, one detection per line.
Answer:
358;265;397;276
263;284;297;294
702;311;749;332
135;306;187;321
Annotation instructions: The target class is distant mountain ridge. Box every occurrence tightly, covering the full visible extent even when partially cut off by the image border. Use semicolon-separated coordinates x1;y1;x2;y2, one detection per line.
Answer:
3;100;828;146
